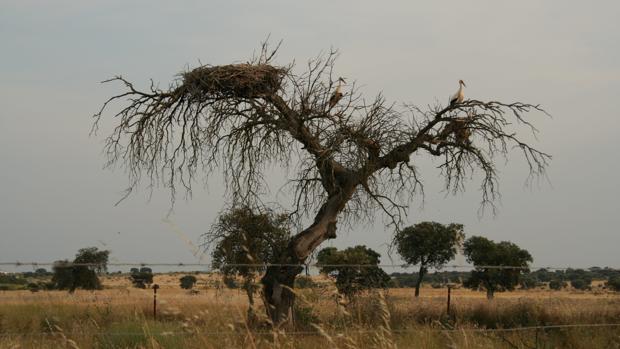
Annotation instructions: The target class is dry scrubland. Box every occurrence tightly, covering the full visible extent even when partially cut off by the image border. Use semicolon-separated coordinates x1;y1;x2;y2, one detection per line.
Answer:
1;274;619;348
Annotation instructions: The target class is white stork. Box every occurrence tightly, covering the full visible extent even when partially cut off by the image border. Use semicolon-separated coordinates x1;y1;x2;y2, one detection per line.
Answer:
328;77;346;109
449;79;466;106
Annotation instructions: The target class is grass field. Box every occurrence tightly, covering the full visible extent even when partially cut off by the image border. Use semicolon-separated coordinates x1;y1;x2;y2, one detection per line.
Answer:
1;274;619;348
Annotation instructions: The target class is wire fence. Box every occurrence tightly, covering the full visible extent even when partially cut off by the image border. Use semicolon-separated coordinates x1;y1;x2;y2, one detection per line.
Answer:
1;261;619;343
2;261;618;271
1;323;620;338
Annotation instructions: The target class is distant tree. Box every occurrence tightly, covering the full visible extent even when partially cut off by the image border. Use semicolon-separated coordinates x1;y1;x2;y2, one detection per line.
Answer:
203;206;291;317
520;273;542;289
129;267;154;288
565;269;593;288
606;277;620;292
463;236;532;299
549;279;567;290
317;245;391;301
180;275;198;289
51;260;74;290
27;282;40;292
35;268;48;276
571;279;591;290
52;247;110;292
394;222;464;297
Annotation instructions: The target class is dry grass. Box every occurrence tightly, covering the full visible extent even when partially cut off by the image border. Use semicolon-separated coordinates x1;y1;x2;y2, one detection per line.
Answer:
0;274;619;348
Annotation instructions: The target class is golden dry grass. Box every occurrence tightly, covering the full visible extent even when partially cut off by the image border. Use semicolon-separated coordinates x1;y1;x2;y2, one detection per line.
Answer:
0;274;619;348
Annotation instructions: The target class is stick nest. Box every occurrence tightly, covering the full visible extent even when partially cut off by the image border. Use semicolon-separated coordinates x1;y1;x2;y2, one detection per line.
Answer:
181;64;286;99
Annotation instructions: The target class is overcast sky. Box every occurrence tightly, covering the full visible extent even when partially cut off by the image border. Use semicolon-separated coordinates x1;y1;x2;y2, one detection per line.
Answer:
1;1;619;271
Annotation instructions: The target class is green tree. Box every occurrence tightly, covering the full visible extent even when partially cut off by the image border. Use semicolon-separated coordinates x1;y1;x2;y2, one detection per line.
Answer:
463;236;532;299
549;279;567;290
204;206;291;317
180;275;198;289
606;277;620;292
394;222;464;297
317;245;390;301
129;267;153;289
571;279;591;290
520;273;542;289
52;247;110;292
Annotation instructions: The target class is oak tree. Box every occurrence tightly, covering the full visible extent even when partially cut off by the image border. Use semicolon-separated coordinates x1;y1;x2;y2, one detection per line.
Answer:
463;236;532;299
394;222;464;297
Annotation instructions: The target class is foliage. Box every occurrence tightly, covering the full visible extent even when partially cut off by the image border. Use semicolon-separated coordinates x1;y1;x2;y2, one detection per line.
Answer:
317;245;391;300
0;274;28;285
520;274;542;289
549;279;567;290
204;205;291;306
129;267;153;289
463;236;532;299
179;275;198;289
51;247;110;292
394;221;464;296
570;279;591;290
606;276;620;291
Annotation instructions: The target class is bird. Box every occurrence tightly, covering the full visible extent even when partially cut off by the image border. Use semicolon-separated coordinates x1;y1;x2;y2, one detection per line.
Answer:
449;80;466;106
328;77;346;109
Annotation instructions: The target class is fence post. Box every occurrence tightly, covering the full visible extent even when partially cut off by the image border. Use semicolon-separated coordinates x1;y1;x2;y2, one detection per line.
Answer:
446;284;452;315
153;284;160;320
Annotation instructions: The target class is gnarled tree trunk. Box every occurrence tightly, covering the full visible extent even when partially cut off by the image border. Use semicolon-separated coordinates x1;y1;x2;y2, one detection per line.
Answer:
261;188;353;326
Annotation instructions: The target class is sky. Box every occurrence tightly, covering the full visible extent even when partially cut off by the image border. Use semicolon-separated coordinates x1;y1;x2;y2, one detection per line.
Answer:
1;1;619;272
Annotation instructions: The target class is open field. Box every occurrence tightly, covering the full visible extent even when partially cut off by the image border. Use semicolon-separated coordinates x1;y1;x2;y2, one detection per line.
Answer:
1;274;619;348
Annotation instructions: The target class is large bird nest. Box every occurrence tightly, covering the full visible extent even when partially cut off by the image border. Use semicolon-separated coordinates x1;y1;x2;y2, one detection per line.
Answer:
181;64;286;99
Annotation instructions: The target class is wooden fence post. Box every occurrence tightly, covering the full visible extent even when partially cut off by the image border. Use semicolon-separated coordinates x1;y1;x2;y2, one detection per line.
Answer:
153;284;160;320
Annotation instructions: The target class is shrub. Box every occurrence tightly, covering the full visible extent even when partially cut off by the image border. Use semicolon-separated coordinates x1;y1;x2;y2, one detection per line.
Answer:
295;276;317;289
549;279;567;290
179;275;198;289
606;277;620;291
571;279;591;290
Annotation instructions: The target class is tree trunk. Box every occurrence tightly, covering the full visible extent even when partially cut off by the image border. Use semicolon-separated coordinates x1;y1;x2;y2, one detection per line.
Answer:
261;187;353;326
486;288;495;300
245;282;258;324
414;265;426;298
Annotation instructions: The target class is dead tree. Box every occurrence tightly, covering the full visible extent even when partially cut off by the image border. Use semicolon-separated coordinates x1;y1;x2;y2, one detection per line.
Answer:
92;43;550;325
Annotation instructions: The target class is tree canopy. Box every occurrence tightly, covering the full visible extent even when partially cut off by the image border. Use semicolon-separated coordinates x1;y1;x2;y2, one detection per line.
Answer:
203;205;291;314
180;275;198;290
52;247;110;292
394;221;464;296
317;245;391;300
463;236;532;299
129;267;154;289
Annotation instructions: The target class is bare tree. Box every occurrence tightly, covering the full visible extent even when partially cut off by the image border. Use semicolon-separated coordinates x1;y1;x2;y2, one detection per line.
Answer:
93;43;550;325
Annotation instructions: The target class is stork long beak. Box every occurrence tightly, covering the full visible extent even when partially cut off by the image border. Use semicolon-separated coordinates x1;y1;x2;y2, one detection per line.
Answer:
461;81;467;87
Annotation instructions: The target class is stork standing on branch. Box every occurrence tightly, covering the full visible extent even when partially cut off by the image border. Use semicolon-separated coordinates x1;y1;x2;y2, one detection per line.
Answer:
328;77;346;109
449;79;466;106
